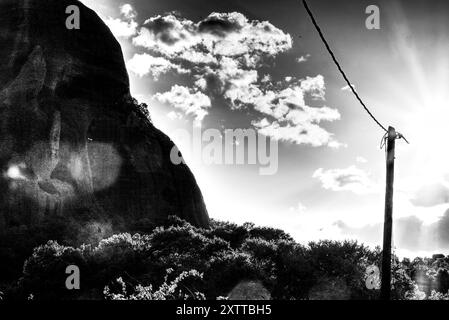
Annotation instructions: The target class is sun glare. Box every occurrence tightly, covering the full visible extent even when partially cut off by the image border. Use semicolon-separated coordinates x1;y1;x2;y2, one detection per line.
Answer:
407;97;449;185
6;165;25;180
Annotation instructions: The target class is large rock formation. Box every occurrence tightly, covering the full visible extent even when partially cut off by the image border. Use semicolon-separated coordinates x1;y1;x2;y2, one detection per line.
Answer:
0;0;209;275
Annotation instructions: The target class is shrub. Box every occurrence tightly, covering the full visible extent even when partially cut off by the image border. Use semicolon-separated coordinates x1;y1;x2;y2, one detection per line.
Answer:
203;251;262;298
428;290;449;300
208;220;249;249
5;216;447;301
104;269;205;300
269;240;313;299
17;241;87;300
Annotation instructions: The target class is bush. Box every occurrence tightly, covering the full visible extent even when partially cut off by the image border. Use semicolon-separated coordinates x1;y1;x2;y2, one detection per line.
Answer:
427;290;449;300
4;216;447;300
204;251;262;298
207;220;249;249
269;240;313;299
104;269;205;300
16;241;87;300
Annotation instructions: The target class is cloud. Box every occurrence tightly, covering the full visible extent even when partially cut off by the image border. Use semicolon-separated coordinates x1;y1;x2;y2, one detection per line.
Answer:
104;3;138;39
132;12;292;64
107;7;342;144
261;74;272;83
249;77;341;147
296;54;311;63
105;18;138;38
200;12;293;61
209;71;340;147
335;209;449;254
254;118;339;147
120;4;137;19
153;85;211;125
341;84;356;91
133;14;199;56
313;165;377;194
167;111;184;120
356;156;368;163
131;12;292;71
410;182;449;207
300;76;326;99
127;53;188;78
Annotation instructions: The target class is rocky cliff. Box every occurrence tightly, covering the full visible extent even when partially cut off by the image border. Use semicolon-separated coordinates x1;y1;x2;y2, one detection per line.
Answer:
0;0;209;272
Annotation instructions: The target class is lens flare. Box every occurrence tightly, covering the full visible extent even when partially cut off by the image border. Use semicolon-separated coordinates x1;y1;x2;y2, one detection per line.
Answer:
6;165;25;180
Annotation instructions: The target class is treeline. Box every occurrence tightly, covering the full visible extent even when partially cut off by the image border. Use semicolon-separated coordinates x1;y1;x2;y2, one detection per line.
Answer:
1;216;448;300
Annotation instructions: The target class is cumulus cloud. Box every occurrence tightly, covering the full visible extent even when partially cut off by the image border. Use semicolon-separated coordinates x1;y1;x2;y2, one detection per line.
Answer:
153;85;211;125
195;70;340;146
105;18;138;38
133;14;199;56
167;111;184;120
410;182;449;207
120;4;137;19
248;77;340;147
296;54;311;63
127;53;188;78
313;165;377;194
254;118;339;147
341;84;356;91
104;4;138;38
300;76;326;99
132;12;292;66
108;7;341;143
128;12;292;84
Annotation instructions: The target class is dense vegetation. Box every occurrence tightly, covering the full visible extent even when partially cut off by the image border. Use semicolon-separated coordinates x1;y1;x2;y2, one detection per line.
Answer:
1;216;448;300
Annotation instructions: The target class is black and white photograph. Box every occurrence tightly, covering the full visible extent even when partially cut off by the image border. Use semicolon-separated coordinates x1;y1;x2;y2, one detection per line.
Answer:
1;0;449;310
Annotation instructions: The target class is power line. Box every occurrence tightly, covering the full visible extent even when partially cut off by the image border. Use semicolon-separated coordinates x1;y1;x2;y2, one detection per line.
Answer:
302;1;410;300
302;0;388;133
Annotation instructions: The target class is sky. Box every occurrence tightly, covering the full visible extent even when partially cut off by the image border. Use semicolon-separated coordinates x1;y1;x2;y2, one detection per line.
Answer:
79;0;449;258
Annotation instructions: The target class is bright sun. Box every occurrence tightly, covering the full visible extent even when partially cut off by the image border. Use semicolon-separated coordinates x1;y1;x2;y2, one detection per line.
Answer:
400;94;449;194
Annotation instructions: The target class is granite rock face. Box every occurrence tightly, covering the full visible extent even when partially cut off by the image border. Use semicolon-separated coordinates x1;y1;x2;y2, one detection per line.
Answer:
0;0;209;257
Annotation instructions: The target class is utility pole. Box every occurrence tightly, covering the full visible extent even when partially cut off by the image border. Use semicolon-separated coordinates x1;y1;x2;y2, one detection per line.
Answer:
381;126;396;300
301;1;408;299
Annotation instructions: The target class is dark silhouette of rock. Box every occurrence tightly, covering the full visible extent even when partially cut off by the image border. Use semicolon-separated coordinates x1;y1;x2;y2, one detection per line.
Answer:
0;0;209;277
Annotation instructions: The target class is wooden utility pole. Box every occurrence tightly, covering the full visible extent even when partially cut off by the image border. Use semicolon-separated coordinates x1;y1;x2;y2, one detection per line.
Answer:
381;126;396;300
301;0;408;299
